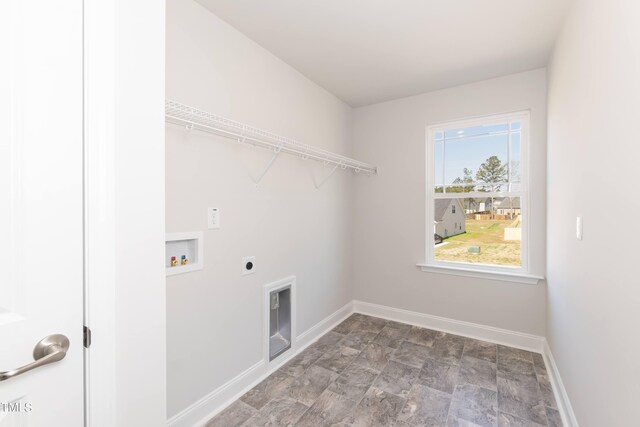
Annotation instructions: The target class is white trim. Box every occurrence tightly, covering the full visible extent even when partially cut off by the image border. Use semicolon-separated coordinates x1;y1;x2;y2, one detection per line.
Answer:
427;110;532;132
167;301;354;427
84;0;117;424
353;300;544;352
433;191;523;199
425;110;532;276
543;340;580;427
85;0;167;425
417;263;543;285
263;276;297;365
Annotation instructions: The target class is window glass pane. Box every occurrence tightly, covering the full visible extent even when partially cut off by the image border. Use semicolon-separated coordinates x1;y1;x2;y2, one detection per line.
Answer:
443;134;509;187
510;132;521;184
434;131;444;140
510;121;521;131
434;140;443;190
434;197;521;267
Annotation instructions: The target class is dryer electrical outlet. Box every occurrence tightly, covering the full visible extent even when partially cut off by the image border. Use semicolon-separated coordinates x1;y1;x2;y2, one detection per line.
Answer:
207;207;220;229
242;256;256;275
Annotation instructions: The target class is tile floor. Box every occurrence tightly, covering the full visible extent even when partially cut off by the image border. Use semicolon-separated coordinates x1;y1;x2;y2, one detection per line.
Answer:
206;314;560;427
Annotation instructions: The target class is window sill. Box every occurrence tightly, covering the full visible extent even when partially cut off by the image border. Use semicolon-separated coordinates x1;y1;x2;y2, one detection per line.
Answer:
416;263;543;285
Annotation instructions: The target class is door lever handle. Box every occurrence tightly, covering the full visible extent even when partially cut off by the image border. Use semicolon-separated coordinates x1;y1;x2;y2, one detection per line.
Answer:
0;334;69;382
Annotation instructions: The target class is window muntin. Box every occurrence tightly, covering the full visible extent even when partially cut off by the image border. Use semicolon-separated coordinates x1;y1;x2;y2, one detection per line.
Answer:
427;112;529;272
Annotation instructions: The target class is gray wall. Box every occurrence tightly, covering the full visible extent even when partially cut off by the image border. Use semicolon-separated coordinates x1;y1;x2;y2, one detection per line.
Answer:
547;0;640;425
352;69;548;336
166;0;355;418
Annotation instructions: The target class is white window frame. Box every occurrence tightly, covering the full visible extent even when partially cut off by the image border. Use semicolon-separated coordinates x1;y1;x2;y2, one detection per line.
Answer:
419;111;542;284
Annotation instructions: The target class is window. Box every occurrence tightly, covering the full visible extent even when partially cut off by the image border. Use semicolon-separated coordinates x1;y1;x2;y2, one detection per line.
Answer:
424;111;530;276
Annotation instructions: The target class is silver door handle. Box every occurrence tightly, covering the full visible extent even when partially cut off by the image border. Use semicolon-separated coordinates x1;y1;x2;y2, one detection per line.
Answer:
0;334;69;382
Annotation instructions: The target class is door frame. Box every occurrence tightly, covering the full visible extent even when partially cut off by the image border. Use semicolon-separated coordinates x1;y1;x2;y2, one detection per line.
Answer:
83;1;166;425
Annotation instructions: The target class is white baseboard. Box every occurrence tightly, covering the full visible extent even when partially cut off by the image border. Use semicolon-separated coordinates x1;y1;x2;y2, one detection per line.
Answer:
353;300;545;352
543;340;579;427
167;301;354;427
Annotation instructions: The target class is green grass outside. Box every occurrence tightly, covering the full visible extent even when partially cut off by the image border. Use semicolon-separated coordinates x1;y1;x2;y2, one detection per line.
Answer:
435;219;521;266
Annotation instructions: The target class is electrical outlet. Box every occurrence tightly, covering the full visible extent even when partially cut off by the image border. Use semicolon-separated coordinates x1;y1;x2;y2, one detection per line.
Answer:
242;256;256;275
208;207;220;229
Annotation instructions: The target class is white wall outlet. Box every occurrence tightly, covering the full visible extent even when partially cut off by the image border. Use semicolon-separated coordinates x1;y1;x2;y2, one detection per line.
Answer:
208;207;220;229
576;216;583;240
242;256;256;275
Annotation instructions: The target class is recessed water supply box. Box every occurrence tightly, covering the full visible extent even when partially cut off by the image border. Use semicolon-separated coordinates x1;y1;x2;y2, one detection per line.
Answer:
165;232;203;276
264;277;296;363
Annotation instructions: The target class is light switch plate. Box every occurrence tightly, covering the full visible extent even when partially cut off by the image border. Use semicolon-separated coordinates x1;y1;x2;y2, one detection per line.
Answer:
208;207;220;229
576;216;583;240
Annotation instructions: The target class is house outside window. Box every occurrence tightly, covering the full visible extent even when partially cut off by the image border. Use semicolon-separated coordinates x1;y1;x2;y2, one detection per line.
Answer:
425;111;530;275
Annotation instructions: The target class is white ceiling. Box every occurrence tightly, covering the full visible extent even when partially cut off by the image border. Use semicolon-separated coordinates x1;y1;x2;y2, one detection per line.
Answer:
195;0;571;107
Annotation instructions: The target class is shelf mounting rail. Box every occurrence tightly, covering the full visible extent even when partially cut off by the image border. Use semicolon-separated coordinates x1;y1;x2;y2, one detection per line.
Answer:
165;100;377;181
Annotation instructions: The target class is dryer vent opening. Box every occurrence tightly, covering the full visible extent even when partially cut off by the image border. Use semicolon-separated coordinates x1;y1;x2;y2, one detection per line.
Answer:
269;286;291;361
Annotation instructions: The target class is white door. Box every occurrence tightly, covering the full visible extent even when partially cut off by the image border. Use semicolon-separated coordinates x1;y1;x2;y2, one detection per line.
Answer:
0;0;84;425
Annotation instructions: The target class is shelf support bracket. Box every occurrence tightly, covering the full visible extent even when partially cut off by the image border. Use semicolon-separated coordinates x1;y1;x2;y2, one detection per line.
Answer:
253;144;283;184
315;162;341;189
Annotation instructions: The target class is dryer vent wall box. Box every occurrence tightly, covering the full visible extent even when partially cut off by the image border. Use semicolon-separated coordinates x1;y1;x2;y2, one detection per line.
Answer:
263;276;296;364
269;286;291;361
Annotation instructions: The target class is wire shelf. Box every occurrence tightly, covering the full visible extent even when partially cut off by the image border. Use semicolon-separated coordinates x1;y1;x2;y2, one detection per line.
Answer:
165;99;377;176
